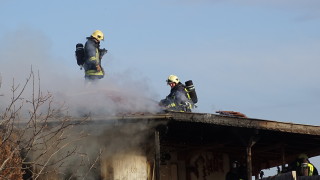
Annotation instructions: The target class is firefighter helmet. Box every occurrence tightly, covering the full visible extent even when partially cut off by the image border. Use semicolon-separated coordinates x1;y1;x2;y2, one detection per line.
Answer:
167;75;180;84
298;153;308;159
91;30;104;41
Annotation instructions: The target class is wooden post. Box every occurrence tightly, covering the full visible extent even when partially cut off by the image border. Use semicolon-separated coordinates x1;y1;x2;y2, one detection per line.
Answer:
247;135;259;180
247;145;253;180
155;130;161;180
281;145;285;171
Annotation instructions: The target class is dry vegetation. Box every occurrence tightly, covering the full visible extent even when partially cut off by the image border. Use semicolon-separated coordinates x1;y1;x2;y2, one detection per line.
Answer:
0;70;97;179
0;135;24;180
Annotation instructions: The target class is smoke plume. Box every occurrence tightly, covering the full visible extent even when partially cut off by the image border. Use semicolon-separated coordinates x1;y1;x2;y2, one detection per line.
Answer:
0;27;165;179
0;27;162;117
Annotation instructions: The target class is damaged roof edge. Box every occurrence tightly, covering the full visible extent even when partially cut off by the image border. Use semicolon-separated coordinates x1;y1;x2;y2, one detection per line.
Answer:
168;112;320;136
62;112;320;136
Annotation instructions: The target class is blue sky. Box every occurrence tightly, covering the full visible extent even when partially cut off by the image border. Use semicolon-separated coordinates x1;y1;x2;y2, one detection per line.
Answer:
0;0;320;174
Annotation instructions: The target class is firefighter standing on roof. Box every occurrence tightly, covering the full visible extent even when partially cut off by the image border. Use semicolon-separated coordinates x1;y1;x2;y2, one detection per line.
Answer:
83;30;108;81
159;75;194;112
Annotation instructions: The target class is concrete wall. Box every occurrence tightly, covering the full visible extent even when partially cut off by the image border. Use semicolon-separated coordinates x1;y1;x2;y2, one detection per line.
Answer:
101;152;149;180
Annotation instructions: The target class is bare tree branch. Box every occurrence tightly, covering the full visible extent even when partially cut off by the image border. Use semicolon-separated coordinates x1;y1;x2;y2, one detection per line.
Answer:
82;148;103;180
0;69;93;179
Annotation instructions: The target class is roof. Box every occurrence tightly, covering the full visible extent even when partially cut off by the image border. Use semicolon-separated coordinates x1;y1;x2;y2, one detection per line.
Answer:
88;111;320;135
75;111;320;172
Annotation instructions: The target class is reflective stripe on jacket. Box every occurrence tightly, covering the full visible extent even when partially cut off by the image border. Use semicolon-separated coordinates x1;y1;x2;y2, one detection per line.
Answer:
308;163;314;176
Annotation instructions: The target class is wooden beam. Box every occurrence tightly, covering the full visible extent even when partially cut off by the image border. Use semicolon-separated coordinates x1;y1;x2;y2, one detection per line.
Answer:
247;135;260;180
247;145;253;180
155;130;161;180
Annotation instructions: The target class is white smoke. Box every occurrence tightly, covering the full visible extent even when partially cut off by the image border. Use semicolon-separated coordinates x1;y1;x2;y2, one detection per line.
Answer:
0;27;165;179
0;27;162;117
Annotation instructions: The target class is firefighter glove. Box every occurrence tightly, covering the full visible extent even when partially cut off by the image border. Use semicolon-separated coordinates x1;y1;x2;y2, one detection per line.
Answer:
96;65;102;72
100;48;108;57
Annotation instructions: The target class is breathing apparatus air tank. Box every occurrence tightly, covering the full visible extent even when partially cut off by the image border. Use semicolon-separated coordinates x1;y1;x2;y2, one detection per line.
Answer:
75;43;85;66
185;80;198;104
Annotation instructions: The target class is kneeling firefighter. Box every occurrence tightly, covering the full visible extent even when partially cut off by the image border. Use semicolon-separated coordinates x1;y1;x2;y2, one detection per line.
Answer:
159;75;198;112
75;30;108;81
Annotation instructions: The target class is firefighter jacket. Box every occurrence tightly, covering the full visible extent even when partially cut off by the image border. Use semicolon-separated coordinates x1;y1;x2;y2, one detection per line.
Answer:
298;162;318;176
83;37;104;78
306;163;318;176
161;82;193;112
295;160;319;176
